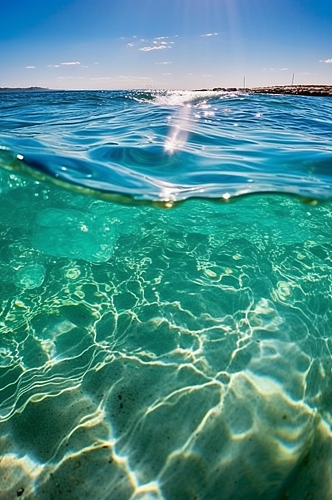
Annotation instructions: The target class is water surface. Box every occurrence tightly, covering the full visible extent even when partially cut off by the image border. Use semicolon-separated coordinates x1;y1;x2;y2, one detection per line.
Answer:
0;89;332;500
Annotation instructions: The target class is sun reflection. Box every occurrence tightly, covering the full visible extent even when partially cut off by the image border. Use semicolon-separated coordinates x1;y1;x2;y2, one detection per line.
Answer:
157;182;180;205
164;104;191;154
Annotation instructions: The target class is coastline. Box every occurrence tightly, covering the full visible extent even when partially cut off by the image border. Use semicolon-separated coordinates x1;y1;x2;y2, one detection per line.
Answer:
211;84;332;97
1;85;331;97
0;86;50;92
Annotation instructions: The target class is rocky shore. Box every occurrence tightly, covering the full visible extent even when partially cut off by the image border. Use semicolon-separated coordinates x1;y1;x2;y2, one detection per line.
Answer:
211;85;332;97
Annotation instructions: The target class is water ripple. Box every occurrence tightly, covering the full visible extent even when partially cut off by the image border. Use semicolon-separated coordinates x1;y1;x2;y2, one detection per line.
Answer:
1;90;332;202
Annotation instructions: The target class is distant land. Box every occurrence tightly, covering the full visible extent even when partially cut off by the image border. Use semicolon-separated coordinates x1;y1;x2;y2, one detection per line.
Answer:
249;85;332;97
0;87;50;92
1;85;331;96
208;85;332;97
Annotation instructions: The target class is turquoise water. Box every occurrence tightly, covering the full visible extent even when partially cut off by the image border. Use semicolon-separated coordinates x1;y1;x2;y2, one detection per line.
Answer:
0;89;332;499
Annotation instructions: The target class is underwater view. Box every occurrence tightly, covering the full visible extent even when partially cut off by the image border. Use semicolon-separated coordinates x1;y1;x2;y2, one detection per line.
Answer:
1;89;332;499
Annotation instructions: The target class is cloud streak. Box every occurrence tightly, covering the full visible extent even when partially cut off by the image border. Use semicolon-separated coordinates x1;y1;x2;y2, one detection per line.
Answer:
320;58;332;64
48;62;85;68
61;61;81;66
201;32;218;37
139;45;171;52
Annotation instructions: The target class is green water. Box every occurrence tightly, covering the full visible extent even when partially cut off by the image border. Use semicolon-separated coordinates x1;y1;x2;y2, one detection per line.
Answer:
1;168;332;499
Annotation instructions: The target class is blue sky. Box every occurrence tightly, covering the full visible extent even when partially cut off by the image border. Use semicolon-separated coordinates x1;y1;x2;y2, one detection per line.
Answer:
1;0;332;90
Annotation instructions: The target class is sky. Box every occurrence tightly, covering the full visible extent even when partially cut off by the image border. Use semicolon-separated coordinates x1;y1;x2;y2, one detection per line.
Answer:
1;0;332;90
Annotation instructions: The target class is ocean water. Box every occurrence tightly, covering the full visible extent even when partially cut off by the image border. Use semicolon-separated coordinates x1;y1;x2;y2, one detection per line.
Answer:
0;89;332;499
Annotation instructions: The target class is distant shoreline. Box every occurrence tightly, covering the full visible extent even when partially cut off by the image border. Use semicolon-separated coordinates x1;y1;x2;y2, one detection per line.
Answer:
210;85;332;97
0;86;50;92
1;85;331;96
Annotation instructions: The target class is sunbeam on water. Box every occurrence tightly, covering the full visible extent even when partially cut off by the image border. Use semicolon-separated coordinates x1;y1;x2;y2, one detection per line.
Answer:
0;89;332;499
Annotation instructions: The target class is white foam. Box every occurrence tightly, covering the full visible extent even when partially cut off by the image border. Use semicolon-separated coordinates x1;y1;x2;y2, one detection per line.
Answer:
153;90;219;107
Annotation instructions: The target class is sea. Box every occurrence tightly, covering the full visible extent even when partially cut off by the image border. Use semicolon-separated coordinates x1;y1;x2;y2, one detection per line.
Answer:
0;89;332;500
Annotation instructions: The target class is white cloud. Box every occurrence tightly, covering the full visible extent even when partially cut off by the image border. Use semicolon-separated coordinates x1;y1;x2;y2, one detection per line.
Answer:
139;45;171;52
162;73;172;76
49;62;84;68
128;36;175;52
201;32;218;37
25;65;35;69
155;61;173;65
320;58;332;63
61;61;81;66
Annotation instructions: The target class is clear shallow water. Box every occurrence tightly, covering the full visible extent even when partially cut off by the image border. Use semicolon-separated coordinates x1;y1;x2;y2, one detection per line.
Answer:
0;90;332;499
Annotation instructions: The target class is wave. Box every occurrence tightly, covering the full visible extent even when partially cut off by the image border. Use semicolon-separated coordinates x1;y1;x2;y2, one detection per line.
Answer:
0;90;332;204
